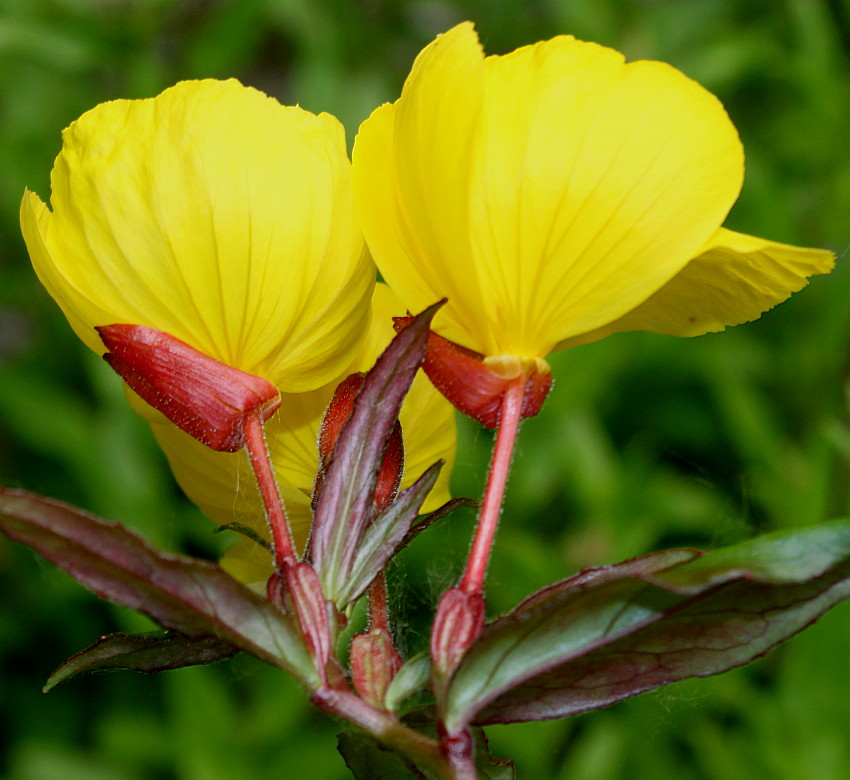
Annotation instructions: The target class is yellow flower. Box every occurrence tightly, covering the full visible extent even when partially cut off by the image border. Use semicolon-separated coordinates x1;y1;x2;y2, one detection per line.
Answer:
22;79;373;396
352;23;833;371
152;283;458;584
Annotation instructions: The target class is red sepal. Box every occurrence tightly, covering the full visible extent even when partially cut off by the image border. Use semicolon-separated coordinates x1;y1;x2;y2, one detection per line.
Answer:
393;318;552;428
97;324;280;453
315;372;404;514
317;373;365;466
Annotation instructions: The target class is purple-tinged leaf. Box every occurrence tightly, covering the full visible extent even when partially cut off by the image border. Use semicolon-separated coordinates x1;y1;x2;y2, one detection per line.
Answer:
401;497;478;550
274;562;332;683
476;557;850;724
336;461;443;607
444;521;850;732
0;488;319;688
337;731;427;780
44;631;237;692
648;520;850;589
310;302;442;601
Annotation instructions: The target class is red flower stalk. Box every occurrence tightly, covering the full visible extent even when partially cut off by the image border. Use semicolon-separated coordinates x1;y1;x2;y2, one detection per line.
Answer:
97;324;280;452
392;317;552;428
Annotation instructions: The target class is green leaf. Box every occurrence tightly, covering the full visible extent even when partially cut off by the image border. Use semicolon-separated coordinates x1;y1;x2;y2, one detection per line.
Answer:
470;727;515;780
0;488;320;689
385;653;431;713
651;520;850;588
445;522;850;731
336;461;443;607
337;731;427;780
401;497;478;549
43;631;237;692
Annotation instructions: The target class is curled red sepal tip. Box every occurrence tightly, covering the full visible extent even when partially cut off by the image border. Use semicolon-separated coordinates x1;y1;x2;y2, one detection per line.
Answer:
393;317;552;428
97;324;280;452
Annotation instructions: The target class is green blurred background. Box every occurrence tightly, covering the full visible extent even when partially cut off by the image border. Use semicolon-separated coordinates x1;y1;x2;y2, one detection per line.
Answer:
1;0;849;778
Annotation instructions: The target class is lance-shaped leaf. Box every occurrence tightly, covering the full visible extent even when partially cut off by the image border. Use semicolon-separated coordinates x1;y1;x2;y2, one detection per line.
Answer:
401;497;478;550
337;731;427;780
0;488;320;688
44;631;237;692
385;654;431;713
444;521;850;732
310;302;441;601
335;461;443;607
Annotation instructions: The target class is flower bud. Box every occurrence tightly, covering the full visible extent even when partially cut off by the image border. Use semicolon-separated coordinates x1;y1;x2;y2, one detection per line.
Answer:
393;317;552;428
97;324;280;453
267;562;332;682
317;373;365;467
349;628;403;709
315;371;404;513
430;586;485;680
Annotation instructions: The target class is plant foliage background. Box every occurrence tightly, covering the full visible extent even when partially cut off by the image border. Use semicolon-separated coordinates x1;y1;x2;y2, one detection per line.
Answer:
1;1;849;778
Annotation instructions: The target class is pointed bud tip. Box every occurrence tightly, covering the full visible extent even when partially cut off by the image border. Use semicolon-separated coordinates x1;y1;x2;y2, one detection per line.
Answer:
97;324;280;452
431;587;485;678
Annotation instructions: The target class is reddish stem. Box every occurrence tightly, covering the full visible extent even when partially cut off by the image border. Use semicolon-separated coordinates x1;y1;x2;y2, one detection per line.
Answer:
442;729;478;780
312;687;457;779
368;573;392;634
459;379;526;595
244;412;297;569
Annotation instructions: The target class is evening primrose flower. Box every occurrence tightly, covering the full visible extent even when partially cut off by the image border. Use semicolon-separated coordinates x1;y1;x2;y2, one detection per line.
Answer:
152;284;458;584
22;79;373;399
352;23;834;403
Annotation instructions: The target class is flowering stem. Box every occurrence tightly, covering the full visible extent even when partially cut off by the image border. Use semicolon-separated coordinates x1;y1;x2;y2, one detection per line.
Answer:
243;412;297;569
368;572;392;634
312;687;458;779
442;730;479;780
459;378;526;595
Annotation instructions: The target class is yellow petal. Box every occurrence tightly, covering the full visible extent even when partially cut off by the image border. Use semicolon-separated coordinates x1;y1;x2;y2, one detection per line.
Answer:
220;538;274;587
354;24;745;360
154;282;457;582
151;390;322;551
557;228;836;348
22;79;373;393
354;24;488;353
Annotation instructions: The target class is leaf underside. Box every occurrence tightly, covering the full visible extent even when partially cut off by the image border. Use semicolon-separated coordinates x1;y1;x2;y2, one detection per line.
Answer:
44;631;237;692
337;731;427;780
446;521;850;731
0;487;319;688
